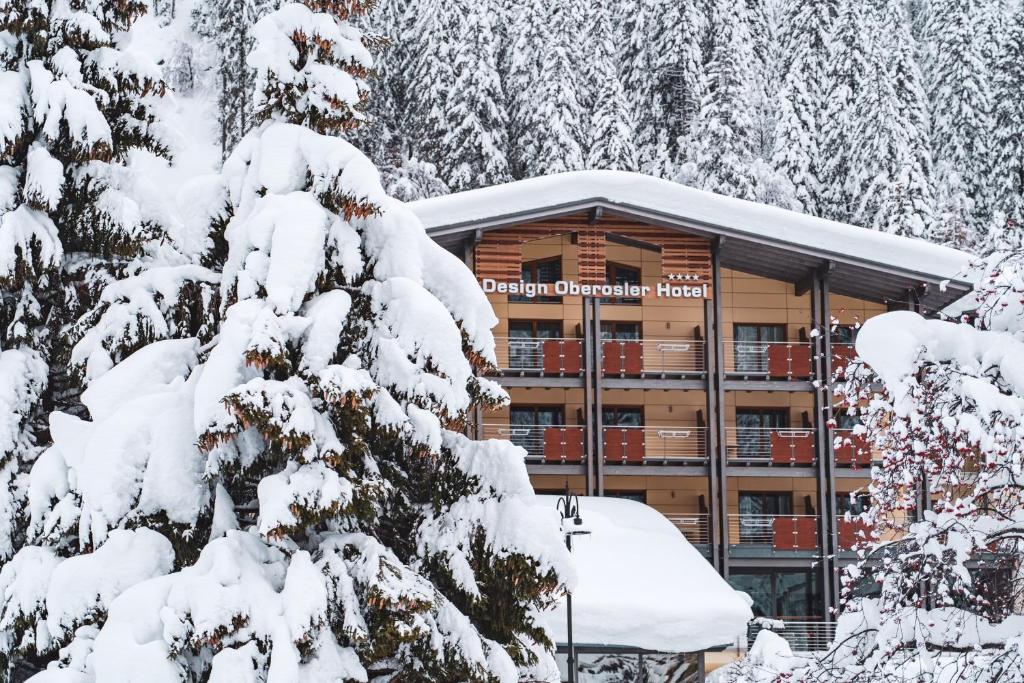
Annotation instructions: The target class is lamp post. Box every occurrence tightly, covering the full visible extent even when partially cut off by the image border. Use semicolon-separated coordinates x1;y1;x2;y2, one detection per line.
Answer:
557;484;590;683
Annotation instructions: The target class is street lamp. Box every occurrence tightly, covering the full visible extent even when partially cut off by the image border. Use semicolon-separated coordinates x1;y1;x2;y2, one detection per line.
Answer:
557;483;591;683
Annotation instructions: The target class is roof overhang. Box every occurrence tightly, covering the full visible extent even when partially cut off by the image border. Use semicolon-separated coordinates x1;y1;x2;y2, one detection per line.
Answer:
409;172;976;312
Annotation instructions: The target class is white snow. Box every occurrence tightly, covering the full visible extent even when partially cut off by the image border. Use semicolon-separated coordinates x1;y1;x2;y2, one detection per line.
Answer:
530;495;752;653
408;170;974;284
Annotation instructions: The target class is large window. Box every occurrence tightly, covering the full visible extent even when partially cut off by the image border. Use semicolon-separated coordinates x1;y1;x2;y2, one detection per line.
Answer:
730;570;823;620
602;406;644;427
600;321;641;341
734;323;786;372
510;406;564;426
738;491;793;543
831;325;858;345
836;492;871;515
508;320;562;369
735;408;789;459
512;257;562;303
603;262;642;304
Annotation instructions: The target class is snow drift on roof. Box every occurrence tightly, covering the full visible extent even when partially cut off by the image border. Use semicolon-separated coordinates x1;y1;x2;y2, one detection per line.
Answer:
532;495;752;653
409;170;973;284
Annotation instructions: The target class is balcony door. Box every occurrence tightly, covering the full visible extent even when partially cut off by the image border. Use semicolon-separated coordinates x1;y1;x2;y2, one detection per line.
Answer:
508;320;562;370
736;408;789;459
734;323;785;373
730;569;823;620
602;406;643;427
509;406;564;457
738;491;792;543
512;257;562;303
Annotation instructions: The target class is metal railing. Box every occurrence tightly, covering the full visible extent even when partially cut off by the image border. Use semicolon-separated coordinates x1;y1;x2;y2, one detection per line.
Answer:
664;513;710;545
726;427;816;464
832;428;876;466
728;514;820;549
603;425;708;463
836;515;874;550
601;338;705;375
493;337;583;376
725;341;814;379
748;619;837;653
480;424;585;464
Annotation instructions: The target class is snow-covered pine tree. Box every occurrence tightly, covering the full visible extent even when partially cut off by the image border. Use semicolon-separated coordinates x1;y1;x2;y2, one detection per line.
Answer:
0;0;218;568
402;0;456;169
618;0;662;173
585;1;638;171
845;0;935;236
818;0;872;223
438;0;511;191
770;0;838;214
192;0;273;158
990;1;1024;223
515;0;586;177
682;0;760;200
922;0;995;247
504;0;549;179
0;1;573;681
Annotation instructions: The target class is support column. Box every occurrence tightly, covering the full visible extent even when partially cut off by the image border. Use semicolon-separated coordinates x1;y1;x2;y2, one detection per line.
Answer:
711;240;730;577
582;297;595;497
593;298;605;496
812;268;840;620
704;299;723;573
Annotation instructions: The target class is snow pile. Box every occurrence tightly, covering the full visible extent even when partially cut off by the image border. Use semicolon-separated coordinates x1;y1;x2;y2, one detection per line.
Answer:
532;496;751;653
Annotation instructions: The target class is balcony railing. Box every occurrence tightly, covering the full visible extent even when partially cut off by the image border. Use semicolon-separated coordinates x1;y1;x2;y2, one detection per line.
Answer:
837;516;874;551
729;514;820;550
495;338;584;376
481;424;585;464
602;425;707;464
833;429;875;467
479;424;708;464
726;427;816;465
664;513;710;546
601;339;705;376
725;341;813;379
831;343;858;379
747;619;836;653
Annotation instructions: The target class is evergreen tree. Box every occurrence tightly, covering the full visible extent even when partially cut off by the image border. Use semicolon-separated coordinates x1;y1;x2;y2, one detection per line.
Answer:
516;1;586;176
923;0;995;247
0;2;571;681
0;0;217;573
403;0;456;166
770;0;839;214
192;0;273;158
990;2;1024;221
818;0;872;223
439;0;511;191
846;0;935;236
683;0;760;200
504;0;549;178
586;1;638;170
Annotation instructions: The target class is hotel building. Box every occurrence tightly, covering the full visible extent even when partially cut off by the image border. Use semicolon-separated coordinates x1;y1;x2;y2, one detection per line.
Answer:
411;171;973;653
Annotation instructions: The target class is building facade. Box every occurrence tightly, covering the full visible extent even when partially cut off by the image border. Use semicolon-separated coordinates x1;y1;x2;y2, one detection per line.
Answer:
411;172;973;654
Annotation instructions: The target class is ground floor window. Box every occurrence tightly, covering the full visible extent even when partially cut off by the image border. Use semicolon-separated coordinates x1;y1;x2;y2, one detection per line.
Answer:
555;652;700;683
729;569;823;620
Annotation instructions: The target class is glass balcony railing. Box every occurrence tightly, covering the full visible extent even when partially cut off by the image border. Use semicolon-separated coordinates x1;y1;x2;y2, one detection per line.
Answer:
728;514;820;550
490;337;706;376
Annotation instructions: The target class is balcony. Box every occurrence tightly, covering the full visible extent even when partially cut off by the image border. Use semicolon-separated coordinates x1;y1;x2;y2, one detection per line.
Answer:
664;513;711;551
747;619;836;653
831;343;857;378
480;424;708;465
833;429;874;467
490;337;705;377
726;428;816;465
729;514;820;552
601;339;705;376
725;341;813;380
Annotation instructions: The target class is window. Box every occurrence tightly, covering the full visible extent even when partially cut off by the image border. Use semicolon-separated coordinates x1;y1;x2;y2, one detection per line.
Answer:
730;570;822;619
510;406;564;426
508;321;562;369
836;493;871;515
602;406;643;427
831;325;858;345
603;262;642;304
735;408;789;459
834;410;860;430
734;324;786;372
600;321;641;341
738;492;793;543
512;258;562;303
605;490;647;504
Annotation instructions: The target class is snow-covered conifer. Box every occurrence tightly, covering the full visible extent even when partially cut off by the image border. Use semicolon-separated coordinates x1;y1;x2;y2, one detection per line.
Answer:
586;2;638;171
0;2;572;681
990;2;1024;222
922;0;995;247
505;0;549;178
192;0;274;158
438;0;511;191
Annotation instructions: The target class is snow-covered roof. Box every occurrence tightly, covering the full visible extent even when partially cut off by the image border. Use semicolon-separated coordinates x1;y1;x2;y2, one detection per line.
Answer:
410;171;975;310
532;495;752;653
